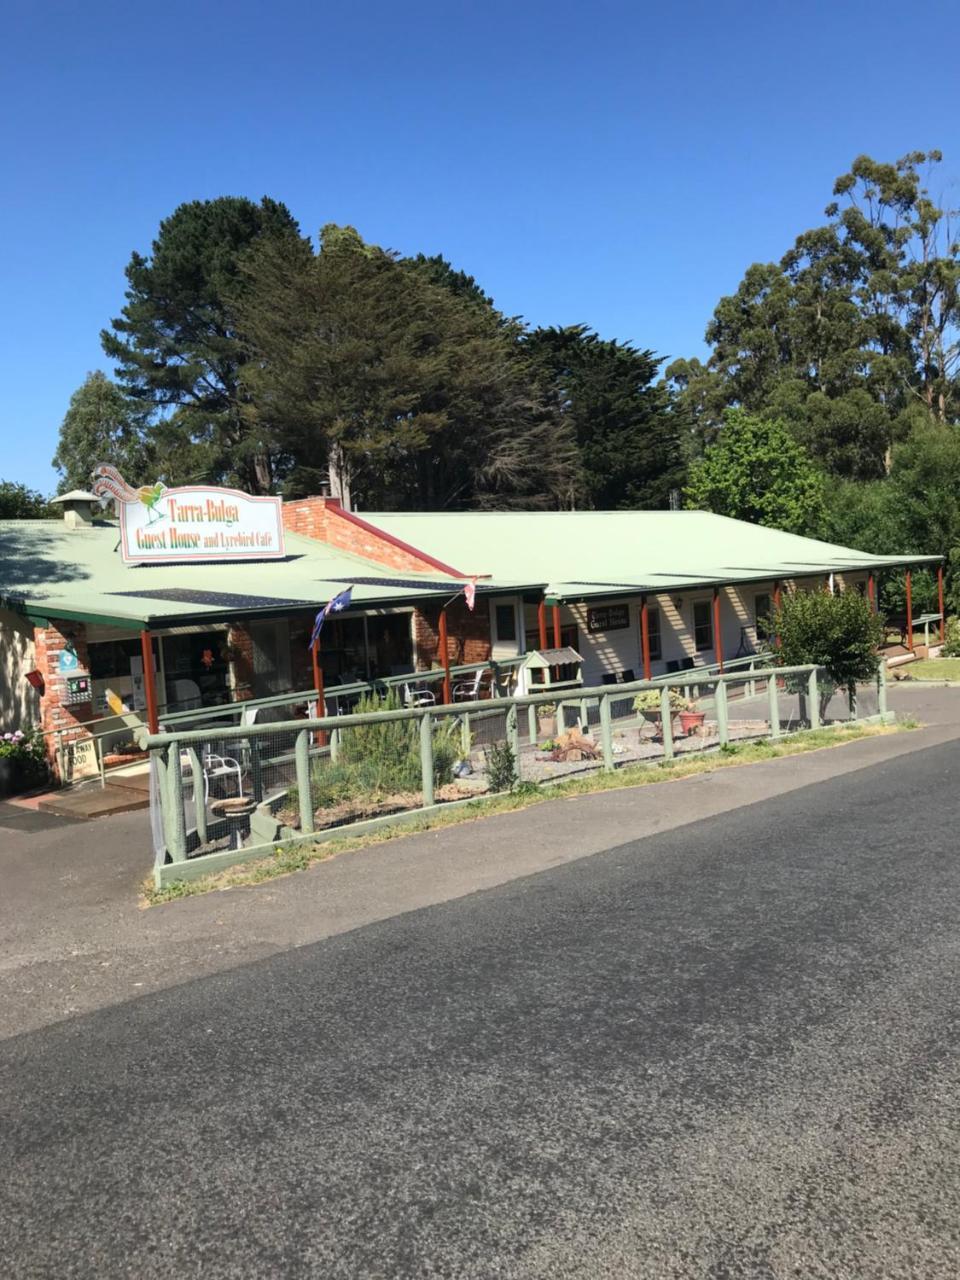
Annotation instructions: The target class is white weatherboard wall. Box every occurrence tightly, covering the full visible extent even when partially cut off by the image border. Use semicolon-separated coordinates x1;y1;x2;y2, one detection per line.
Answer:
521;575;871;686
0;609;39;732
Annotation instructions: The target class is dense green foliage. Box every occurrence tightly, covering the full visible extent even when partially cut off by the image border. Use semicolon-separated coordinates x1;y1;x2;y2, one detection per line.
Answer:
0;481;55;519
666;152;960;478
36;149;959;601
685;410;825;534
773;590;884;691
101;197;307;492
52;371;151;492
288;690;456;815
523;325;682;509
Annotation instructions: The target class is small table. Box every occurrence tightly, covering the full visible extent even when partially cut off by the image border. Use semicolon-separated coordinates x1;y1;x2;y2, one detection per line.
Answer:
209;796;257;850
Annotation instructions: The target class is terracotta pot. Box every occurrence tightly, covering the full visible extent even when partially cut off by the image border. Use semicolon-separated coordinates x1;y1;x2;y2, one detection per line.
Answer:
537;715;557;738
679;711;706;735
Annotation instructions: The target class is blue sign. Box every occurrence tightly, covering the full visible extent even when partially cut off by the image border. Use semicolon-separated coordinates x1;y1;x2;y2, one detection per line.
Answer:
58;647;79;673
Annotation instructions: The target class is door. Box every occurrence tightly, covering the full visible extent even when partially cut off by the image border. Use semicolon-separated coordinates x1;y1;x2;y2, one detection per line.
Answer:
490;596;522;660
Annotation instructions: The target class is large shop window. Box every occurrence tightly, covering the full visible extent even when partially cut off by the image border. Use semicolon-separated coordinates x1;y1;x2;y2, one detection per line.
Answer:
163;631;231;710
319;613;414;684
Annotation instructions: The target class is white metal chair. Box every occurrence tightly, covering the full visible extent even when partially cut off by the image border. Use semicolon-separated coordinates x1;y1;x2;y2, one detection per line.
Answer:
179;747;243;804
403;682;436;708
452;668;493;702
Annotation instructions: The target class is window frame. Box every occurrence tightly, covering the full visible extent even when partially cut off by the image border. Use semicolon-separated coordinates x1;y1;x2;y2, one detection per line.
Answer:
647;605;662;661
693;600;713;652
754;593;772;643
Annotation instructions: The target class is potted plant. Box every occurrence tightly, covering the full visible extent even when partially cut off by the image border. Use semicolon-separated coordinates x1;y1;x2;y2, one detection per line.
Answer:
0;729;48;798
536;702;557;737
633;688;684;734
678;698;707;735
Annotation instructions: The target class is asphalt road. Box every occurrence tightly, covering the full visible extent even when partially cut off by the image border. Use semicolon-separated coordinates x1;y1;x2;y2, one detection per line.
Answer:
4;736;960;1278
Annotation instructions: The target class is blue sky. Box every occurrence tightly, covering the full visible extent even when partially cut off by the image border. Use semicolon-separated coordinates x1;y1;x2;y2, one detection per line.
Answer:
3;0;958;493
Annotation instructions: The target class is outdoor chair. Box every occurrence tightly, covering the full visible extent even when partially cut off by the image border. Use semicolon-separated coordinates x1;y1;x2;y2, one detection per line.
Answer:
452;668;493;702
180;747;243;805
403;682;436;708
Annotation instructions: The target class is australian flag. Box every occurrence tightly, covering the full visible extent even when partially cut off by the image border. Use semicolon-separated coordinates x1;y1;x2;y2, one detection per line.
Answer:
309;587;353;648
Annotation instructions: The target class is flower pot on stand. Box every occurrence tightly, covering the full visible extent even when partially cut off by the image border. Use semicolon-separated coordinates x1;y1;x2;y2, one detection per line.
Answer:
679;710;706;736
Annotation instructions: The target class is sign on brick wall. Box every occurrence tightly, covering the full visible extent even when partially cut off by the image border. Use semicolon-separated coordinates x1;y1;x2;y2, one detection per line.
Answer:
92;465;285;564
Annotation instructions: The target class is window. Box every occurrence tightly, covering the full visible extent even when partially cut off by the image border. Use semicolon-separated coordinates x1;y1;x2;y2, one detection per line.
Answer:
754;593;771;642
693;601;713;652
647;606;662;660
495;603;517;642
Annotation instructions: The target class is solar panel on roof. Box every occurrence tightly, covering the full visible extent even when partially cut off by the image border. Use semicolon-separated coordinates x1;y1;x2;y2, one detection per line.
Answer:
109;588;319;609
327;575;467;591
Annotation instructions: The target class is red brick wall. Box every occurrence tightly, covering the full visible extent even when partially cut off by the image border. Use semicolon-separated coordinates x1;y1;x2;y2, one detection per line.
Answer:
227;624;255;701
282;496;455;573
34;620;93;774
413;598;492;670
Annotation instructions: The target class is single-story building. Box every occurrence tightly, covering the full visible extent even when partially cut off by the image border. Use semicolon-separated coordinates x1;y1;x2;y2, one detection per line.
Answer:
0;488;943;778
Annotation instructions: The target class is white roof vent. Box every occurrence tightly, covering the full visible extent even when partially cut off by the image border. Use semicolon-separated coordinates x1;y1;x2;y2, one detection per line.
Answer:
50;490;101;529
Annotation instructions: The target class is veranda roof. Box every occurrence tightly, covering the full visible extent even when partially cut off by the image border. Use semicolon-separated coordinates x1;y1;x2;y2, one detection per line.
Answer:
0;521;476;629
360;510;942;599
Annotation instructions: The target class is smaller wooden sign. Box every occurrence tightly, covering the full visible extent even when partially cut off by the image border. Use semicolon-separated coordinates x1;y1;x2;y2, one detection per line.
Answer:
586;604;630;633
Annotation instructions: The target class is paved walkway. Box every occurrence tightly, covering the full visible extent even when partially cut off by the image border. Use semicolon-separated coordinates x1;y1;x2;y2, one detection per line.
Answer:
0;683;956;1041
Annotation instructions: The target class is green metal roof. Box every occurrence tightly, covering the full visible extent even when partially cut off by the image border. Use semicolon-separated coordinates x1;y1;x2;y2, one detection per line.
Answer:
361;510;941;598
0;521;468;628
0;510;941;629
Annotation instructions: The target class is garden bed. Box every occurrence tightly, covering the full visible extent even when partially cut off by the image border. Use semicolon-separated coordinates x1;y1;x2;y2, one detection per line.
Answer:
276;779;488;832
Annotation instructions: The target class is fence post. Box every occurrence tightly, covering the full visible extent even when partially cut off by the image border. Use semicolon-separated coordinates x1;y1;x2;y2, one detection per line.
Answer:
295;729;315;835
420;711;435;808
767;674;781;740
250;737;264;804
186;746;207;845
599;692;614;772
715;679;729;745
580;696;589;729
461;712;472;757
748;658;756;699
878;661;888;717
507;703;520;764
660;686;674;760
330;725;340;763
153;750;171;858
807;668;820;731
165;742;187;863
527;703;537;745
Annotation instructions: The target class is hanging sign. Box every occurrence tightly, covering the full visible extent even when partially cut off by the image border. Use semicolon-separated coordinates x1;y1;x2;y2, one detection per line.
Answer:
92;465;286;565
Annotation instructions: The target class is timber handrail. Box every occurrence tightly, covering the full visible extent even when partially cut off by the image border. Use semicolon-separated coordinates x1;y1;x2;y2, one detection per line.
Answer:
138;663;844;749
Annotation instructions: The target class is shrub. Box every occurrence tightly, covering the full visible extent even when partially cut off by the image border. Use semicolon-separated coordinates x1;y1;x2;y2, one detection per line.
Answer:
285;691;456;816
772;589;883;694
0;729;47;791
487;741;517;792
942;617;960;658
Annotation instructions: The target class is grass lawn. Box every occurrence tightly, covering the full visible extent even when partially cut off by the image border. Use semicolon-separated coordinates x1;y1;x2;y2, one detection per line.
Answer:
146;720;913;906
902;657;960;681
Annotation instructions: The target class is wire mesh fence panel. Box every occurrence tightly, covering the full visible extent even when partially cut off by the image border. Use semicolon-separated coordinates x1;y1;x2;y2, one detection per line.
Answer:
853;677;881;720
722;675;773;745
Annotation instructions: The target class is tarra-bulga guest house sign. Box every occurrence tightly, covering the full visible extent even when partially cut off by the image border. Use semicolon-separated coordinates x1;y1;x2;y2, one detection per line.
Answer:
92;465;286;564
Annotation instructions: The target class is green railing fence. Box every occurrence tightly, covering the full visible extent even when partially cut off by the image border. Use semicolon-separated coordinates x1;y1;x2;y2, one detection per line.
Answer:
142;662;890;889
